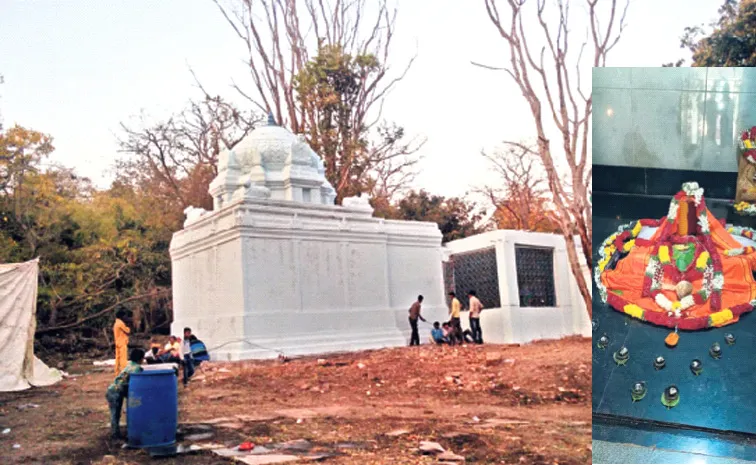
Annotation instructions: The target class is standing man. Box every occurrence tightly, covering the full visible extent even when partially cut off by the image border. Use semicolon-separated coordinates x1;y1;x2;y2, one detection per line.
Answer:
448;291;463;345
113;310;131;374
408;295;426;346
467;290;484;344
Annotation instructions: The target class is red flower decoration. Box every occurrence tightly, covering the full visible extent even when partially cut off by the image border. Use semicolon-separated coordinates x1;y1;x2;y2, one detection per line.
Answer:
743;131;750;141
750;126;756;140
746;149;756;163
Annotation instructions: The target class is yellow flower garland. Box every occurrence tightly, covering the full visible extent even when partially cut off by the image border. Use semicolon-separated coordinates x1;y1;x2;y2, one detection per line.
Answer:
632;221;642;238
658;246;671;264
623;304;644;319
695;251;710;270
709;309;734;327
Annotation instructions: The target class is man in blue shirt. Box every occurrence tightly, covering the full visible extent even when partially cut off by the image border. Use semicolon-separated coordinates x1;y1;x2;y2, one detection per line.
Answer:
431;321;446;344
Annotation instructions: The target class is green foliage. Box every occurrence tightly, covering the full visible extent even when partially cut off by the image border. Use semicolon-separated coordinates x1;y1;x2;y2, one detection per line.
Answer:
294;45;404;201
0;125;172;340
375;189;487;243
679;0;756;66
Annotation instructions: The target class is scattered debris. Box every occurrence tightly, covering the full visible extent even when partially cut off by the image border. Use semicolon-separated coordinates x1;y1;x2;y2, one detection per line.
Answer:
2;428;10;434
438;450;466;461
277;439;313;452
418;441;445;455
12;444;21;449
356;363;366;369
386;428;411;437
234;455;300;464
239;441;255;451
217;422;245;429
184;432;214;441
16;403;39;410
92;359;116;366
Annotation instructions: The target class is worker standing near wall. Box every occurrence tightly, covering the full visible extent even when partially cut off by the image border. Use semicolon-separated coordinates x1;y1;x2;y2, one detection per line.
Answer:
113;310;131;374
408;295;426;346
467;290;484;344
448;291;463;345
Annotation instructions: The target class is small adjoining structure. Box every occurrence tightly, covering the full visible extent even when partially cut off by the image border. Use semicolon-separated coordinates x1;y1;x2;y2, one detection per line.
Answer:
443;230;591;344
170;116;446;360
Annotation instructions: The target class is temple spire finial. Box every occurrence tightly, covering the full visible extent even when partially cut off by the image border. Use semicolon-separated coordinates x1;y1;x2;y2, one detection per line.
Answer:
267;112;276;126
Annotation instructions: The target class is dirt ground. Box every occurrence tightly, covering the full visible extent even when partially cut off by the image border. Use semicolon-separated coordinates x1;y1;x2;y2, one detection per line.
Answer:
0;337;591;465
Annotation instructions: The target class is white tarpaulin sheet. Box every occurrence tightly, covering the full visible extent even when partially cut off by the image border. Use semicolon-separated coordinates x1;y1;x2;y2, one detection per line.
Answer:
0;258;62;391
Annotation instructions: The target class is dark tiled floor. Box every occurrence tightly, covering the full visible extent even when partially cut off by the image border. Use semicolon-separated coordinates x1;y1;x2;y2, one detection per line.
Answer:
593;191;756;462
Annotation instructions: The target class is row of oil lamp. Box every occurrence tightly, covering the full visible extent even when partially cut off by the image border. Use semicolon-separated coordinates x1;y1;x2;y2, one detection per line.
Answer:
595;332;735;408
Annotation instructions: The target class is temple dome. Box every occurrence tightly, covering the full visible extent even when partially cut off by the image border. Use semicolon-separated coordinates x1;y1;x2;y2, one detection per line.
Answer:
210;113;336;208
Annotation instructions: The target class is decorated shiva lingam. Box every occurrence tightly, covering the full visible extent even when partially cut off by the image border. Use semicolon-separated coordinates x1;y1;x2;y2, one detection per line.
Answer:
596;182;756;345
709;342;722;359
725;333;736;345
661;385;681;409
631;382;647;402
597;334;609;349
690;359;703;376
613;346;629;366
653;356;666;370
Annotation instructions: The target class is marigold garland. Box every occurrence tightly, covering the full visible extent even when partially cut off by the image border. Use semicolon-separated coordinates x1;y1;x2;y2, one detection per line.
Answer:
596;182;756;330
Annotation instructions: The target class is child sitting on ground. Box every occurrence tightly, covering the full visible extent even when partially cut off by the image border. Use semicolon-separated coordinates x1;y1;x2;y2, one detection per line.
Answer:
105;348;145;439
441;322;453;344
431;321;445;344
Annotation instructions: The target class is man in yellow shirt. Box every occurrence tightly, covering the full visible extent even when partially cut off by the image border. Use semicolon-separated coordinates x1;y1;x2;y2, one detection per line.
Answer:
448;291;463;345
113;310;131;374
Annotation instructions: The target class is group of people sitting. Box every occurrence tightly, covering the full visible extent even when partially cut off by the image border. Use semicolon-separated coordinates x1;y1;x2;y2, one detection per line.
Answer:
430;321;477;345
144;328;210;386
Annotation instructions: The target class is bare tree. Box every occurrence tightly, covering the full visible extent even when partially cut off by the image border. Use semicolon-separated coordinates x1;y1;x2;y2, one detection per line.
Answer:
118;95;260;209
476;0;629;317
481;143;559;233
212;0;423;203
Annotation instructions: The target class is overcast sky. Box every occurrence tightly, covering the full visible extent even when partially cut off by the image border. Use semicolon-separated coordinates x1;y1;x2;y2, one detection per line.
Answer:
0;0;716;201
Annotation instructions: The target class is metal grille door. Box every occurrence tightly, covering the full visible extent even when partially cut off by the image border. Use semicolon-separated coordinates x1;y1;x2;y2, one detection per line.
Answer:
444;247;501;309
514;246;556;307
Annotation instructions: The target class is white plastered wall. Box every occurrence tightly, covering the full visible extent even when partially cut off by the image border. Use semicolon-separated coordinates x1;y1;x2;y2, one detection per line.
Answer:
444;230;591;344
170;198;446;360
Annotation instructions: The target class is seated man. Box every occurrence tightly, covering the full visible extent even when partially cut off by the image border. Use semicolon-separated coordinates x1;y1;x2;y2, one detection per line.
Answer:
158;335;182;364
105;348;144;439
144;338;162;364
431;321;446;344
188;335;210;363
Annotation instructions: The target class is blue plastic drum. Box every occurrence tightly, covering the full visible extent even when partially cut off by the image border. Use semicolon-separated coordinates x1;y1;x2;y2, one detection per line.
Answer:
127;367;178;447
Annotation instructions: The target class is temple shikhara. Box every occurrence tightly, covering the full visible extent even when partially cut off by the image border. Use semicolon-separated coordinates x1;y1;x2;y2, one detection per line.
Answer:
597;182;756;332
169;116;447;360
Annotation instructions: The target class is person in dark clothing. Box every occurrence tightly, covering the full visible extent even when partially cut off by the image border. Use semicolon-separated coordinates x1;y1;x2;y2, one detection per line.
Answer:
467;290;484;344
105;348;144;439
408;295;426;346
